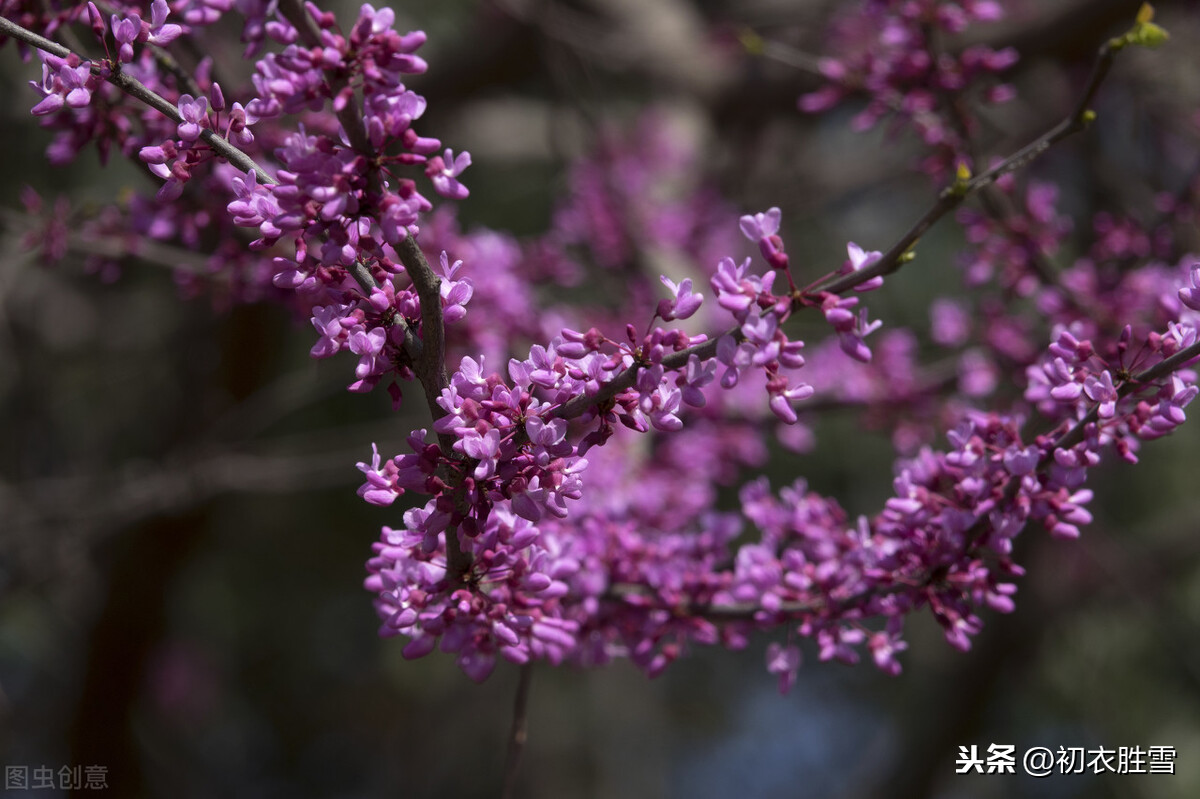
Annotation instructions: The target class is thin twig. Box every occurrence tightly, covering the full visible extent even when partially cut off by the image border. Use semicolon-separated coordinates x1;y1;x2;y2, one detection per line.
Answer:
812;37;1117;297
1050;335;1200;454
0;14;270;181
500;664;534;799
0;10;488;576
548;32;1126;425
0;13;395;296
0;12;463;426
922;24;1075;300
0;208;213;274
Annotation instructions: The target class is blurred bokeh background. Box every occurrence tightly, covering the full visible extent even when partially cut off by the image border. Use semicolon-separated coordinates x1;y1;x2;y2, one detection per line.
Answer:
3;0;1200;797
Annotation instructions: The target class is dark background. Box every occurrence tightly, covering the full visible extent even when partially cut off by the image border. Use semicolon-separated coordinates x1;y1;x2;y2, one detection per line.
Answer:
2;1;1200;797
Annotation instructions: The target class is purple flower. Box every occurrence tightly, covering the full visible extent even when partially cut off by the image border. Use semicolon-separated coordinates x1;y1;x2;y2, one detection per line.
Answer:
767;380;815;424
739;207;781;241
110;14;141;63
1178;264;1200;311
438;251;473;323
60;62;94;109
349;325;387;382
225;101;257;146
1002;445;1038;476
823;297;880;363
176;94;209;142
147;0;183;45
817;626;866;664
640;383;684;432
460;428;501;480
765;642;801;694
30;56;96;116
845;242;884;291
1047;358;1083;402
679;355;716;407
357;444;402;506
739;207;790;270
868;628;907;676
716;334;753;388
930;298;970;346
180;0;231;26
712;256;779;321
1083;371;1118;418
427;148;471;200
310;304;353;357
657;275;703;320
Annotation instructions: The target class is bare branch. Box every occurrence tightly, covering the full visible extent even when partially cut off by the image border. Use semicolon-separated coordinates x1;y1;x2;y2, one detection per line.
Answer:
500;664;534;799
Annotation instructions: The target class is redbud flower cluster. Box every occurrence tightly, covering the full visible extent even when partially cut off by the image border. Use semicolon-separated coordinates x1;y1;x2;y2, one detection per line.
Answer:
799;0;1017;178
956;179;1073;295
224;4;467;289
357;188;1198;685
16;2;468;313
6;0;1200;694
1028;321;1199;464
363;299;1198;686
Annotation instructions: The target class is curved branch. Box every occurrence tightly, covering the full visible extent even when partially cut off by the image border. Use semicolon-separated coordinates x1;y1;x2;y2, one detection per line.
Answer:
0;7;472;574
547;32;1127;426
813;36;1117;297
0;14;273;184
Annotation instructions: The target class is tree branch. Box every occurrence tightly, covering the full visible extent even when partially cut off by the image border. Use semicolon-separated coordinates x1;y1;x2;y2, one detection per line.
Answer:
3;15;276;186
500;664;534;799
604;334;1200;625
0;6;471;577
548;31;1128;426
812;35;1118;297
